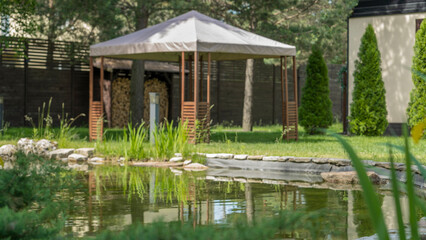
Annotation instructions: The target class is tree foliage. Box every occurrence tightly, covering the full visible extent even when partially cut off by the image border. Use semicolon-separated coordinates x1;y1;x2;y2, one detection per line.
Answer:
299;44;333;134
349;24;388;136
407;20;426;127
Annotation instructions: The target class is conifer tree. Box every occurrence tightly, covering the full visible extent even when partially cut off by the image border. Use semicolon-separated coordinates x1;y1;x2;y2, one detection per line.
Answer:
299;44;333;134
349;24;388;136
407;20;426;127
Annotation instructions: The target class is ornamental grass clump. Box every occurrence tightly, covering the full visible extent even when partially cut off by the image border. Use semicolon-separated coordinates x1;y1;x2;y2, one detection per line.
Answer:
299;44;333;134
349;24;388;136
407;20;426;129
152;120;189;161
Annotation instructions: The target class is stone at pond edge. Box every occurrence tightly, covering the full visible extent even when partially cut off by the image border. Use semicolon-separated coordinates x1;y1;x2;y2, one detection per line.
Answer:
169;157;183;162
327;158;352;166
206;153;218;158
17;138;35;155
0;144;17;162
89;157;105;162
247;155;263;160
321;171;380;184
183;163;208;171
217;153;234;159
49;149;75;160
174;153;182;157
35;139;57;156
68;153;88;162
290;157;312;163
184;160;192;165
234;154;248;160
262;156;281;161
75;148;95;157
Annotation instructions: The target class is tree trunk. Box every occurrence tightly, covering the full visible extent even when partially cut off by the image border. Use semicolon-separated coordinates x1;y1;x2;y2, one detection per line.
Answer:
131;60;145;125
130;8;148;125
242;59;254;131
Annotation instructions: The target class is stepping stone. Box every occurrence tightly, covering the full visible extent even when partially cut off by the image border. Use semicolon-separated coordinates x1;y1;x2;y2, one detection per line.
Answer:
234;154;248;160
68;153;88;162
170;157;183;162
217;153;233;159
49;149;74;160
263;156;280;161
291;157;312;163
75;148;95;157
247;155;263;160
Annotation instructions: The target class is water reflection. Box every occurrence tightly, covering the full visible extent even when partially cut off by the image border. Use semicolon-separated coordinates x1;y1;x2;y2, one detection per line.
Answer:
64;165;411;239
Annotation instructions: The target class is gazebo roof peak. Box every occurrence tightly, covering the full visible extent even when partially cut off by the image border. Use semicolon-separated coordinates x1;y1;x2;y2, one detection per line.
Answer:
90;10;296;61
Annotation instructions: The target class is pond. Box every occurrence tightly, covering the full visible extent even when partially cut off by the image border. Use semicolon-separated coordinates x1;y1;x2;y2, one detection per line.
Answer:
63;165;412;239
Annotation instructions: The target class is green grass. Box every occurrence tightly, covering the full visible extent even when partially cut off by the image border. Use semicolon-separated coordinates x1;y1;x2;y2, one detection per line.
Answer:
0;123;425;163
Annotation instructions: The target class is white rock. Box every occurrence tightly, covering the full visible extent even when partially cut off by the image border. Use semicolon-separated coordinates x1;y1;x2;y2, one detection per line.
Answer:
262;156;280;161
169;157;183;162
35;139;57;156
0;144;17;161
118;157;125;162
174;153;182;157
234;154;248;160
49;149;74;160
17;138;35;155
206;153;218;158
183;163;208;171
68;153;88;162
89;157;105;162
75;148;95;157
183;160;192;165
217;153;233;159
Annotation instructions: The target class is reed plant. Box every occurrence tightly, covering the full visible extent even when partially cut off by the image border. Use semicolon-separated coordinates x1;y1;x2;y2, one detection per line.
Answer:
123;122;147;160
57;103;85;147
152;120;189;160
332;124;425;239
24;97;54;139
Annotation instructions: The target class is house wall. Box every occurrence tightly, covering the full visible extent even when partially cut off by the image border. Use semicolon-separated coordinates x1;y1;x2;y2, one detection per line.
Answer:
348;12;426;124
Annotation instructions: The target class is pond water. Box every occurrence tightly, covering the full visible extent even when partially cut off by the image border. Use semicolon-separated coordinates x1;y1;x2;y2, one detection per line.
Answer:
63;165;412;239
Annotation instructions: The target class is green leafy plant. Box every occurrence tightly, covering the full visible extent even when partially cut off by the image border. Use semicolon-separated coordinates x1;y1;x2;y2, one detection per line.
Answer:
407;20;426;128
349;24;388;136
332;124;425;240
123;121;147;160
0;152;79;239
57;103;85;147
25;97;54;139
299;44;333;134
152;120;189;161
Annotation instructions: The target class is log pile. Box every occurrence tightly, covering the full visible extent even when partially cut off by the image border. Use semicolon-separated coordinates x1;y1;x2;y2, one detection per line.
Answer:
111;77;130;128
143;78;169;124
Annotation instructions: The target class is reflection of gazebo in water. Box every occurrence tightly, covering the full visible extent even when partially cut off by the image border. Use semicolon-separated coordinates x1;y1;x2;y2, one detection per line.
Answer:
89;10;298;142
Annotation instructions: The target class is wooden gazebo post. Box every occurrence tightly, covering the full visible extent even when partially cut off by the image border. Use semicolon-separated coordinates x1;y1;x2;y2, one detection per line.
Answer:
89;56;104;141
280;55;298;141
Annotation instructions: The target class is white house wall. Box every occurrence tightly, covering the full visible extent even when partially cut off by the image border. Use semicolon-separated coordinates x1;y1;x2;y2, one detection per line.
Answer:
348;13;426;123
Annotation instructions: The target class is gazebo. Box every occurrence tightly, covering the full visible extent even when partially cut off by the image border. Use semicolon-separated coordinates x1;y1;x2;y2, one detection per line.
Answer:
89;10;298;142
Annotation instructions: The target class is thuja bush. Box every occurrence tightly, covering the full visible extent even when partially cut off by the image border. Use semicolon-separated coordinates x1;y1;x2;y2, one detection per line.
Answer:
407;20;426;128
299;44;333;134
349;24;388;136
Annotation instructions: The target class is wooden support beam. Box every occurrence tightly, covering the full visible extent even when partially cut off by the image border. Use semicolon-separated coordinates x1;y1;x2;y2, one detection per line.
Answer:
207;53;211;104
89;57;93;141
181;52;185;119
280;57;285;138
194;51;199;120
189;54;193;101
293;56;298;140
200;55;203;101
284;56;288;140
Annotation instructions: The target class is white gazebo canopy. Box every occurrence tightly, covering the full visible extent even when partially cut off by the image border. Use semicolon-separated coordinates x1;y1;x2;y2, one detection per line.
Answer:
90;10;296;61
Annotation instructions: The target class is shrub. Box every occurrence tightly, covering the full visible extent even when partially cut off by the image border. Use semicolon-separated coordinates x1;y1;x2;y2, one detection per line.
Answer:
407;20;426;128
299;44;333;134
349;24;388;136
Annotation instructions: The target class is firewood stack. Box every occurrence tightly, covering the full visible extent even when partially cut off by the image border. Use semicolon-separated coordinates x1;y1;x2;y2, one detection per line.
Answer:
143;78;169;124
111;77;131;128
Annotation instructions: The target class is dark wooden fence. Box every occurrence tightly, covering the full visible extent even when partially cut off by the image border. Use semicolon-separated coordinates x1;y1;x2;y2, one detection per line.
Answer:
1;37;344;127
0;37;90;126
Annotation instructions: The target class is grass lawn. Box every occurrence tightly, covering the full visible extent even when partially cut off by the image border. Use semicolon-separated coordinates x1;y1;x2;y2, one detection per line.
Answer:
0;123;424;164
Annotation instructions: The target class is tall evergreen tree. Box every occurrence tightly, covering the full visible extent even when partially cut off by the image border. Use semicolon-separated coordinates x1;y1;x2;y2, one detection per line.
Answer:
407;20;426;127
349;24;388;136
299;44;333;134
